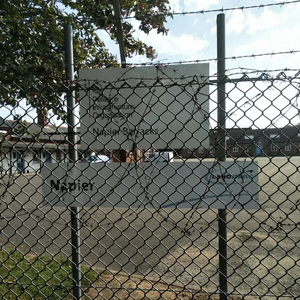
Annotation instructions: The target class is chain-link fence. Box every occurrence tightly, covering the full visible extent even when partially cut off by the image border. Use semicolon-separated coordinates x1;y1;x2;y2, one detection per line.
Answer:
1;65;300;300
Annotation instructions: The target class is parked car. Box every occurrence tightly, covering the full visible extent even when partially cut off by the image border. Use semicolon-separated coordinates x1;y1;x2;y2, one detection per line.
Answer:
145;152;174;162
84;155;110;163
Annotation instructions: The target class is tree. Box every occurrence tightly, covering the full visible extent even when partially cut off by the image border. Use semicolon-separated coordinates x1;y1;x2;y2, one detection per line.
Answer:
0;0;172;119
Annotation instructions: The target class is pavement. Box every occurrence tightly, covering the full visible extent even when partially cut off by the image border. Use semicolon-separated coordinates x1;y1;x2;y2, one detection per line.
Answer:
1;157;300;299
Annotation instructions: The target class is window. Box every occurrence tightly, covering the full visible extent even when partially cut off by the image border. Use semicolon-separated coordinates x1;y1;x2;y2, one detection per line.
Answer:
44;151;52;163
245;135;254;140
285;143;291;152
56;150;61;162
232;146;239;153
270;133;280;139
271;143;277;152
33;150;40;162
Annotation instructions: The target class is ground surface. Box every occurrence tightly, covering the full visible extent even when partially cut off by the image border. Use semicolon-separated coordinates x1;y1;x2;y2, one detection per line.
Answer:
0;156;299;299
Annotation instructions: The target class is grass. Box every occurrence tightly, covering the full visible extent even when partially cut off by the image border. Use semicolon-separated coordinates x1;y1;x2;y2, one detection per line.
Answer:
0;247;100;300
0;247;246;300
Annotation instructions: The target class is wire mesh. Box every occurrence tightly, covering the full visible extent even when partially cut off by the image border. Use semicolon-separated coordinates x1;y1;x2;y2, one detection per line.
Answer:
1;66;300;299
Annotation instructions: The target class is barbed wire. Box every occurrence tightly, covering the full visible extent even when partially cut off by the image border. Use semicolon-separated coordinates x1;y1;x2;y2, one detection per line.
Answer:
127;50;300;66
74;68;300;85
127;0;300;18
1;0;299;23
169;1;299;17
1;50;300;70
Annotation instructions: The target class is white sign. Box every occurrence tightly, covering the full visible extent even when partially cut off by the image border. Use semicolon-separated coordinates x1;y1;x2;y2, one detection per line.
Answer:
79;64;210;150
41;162;259;209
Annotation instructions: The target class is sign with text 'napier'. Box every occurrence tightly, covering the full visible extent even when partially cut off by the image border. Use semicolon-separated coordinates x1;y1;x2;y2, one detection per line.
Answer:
41;161;259;209
79;64;210;150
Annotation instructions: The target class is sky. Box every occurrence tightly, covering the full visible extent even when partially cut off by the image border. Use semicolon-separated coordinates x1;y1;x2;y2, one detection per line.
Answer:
97;0;300;69
89;0;300;129
4;0;300;129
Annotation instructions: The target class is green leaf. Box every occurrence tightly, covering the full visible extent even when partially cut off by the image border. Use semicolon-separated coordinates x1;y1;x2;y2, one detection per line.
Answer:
0;0;172;119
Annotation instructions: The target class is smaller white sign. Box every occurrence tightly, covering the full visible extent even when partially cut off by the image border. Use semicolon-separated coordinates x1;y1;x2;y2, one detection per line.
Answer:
41;162;259;209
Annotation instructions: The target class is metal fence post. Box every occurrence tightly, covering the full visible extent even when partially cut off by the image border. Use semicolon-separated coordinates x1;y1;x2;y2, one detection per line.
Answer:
113;0;126;69
217;13;228;300
110;0;126;163
64;23;82;300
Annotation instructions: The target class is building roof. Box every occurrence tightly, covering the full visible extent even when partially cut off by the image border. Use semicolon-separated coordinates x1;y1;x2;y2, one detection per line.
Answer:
0;117;69;143
211;127;300;145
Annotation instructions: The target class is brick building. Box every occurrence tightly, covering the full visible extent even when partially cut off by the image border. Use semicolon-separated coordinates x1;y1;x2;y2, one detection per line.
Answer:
181;127;300;158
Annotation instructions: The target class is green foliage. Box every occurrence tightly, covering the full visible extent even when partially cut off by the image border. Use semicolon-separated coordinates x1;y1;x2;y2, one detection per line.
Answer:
0;0;172;118
0;247;100;299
